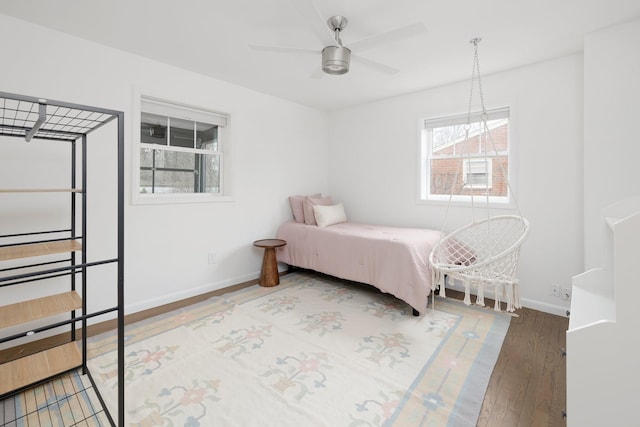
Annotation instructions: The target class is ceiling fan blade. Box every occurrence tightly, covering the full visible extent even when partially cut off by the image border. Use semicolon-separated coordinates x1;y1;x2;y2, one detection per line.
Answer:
349;22;427;52
351;54;399;75
249;44;318;55
288;0;336;46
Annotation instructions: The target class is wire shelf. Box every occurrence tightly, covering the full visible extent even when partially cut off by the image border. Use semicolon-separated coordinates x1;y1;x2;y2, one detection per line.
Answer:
0;92;119;141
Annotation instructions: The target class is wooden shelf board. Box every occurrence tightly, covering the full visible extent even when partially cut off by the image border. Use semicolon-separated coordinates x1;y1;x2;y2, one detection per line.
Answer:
0;291;82;329
0;342;81;395
0;189;82;193
0;240;82;261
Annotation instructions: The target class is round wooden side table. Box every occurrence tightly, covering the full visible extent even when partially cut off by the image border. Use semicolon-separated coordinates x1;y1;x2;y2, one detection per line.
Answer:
253;239;287;287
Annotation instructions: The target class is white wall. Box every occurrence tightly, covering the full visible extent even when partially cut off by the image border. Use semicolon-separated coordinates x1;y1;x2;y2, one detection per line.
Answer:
0;14;329;316
328;54;585;315
1;11;601;319
584;19;640;270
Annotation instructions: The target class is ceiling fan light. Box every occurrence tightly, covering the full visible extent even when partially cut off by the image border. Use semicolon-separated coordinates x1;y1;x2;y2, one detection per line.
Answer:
322;46;351;75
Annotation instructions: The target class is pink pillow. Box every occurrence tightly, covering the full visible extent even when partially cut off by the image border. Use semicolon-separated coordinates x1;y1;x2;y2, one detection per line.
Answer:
289;194;321;223
303;195;333;225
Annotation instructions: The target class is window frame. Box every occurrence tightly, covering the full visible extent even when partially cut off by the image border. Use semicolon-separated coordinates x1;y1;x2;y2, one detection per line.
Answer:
418;106;514;207
132;93;233;205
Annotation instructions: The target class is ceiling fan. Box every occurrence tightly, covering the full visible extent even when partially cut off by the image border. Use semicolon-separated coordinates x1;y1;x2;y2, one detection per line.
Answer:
249;1;427;76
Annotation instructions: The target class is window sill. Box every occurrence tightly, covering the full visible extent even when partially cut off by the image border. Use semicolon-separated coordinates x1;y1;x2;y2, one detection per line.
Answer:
132;193;235;205
417;196;515;210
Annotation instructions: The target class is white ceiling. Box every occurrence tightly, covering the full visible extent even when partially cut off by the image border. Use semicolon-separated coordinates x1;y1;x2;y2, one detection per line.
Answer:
1;0;639;111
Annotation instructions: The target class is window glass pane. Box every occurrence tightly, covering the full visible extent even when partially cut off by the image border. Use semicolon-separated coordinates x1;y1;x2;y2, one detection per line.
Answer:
153;170;195;193
139;149;221;194
170;117;194;148
200;153;220;193
141;113;167;145
140;169;153;194
432;124;474;155
196;122;218;151
153;149;195;193
430;158;461;196
425;112;509;200
155;150;195;170
492;157;508;195
431;119;507;157
139;148;154;168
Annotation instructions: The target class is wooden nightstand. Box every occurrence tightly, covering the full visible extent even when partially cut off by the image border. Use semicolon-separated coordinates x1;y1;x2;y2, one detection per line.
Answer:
253;239;287;287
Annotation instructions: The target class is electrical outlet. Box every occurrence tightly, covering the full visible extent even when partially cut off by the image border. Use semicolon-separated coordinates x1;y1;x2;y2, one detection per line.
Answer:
550;284;559;297
561;287;571;301
208;252;217;264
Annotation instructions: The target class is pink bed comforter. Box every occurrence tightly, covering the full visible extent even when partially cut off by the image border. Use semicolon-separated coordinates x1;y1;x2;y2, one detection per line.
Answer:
276;221;442;314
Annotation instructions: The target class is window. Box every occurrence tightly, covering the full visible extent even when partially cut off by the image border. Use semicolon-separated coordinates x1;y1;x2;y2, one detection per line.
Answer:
136;96;229;202
463;158;492;189
420;107;510;204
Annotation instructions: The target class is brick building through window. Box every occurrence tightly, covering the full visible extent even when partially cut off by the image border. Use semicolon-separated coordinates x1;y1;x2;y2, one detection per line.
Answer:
421;108;510;203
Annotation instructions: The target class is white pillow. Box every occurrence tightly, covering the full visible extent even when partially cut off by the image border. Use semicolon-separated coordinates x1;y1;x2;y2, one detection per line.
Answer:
313;203;347;227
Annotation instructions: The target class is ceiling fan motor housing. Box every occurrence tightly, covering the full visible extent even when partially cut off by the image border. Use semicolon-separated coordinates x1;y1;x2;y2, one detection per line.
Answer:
322;45;351;75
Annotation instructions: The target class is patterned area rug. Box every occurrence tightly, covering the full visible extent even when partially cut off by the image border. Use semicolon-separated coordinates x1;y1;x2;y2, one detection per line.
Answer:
88;272;510;426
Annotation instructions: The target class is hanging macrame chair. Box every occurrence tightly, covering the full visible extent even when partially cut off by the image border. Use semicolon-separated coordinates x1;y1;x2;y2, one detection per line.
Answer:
429;38;530;312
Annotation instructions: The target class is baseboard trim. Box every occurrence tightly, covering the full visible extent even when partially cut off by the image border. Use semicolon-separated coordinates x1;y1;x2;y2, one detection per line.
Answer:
124;271;261;315
443;281;570;317
519;297;571;318
0;272;277;363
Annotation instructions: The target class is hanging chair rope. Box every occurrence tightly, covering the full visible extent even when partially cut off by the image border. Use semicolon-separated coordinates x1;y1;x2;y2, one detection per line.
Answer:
430;38;530;312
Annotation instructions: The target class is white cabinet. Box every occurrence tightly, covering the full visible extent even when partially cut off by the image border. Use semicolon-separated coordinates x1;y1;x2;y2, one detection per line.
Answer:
566;197;640;426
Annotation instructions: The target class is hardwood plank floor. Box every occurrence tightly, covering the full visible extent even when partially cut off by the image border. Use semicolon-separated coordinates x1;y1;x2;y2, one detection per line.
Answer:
445;289;569;427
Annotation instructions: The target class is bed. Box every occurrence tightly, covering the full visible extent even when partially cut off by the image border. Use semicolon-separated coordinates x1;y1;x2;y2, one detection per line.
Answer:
275;220;442;315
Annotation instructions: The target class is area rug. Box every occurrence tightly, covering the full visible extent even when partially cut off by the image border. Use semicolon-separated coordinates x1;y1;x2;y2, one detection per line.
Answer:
87;272;510;426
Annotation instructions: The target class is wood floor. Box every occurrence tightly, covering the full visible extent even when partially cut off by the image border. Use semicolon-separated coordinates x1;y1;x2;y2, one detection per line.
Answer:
446;289;569;427
1;278;569;427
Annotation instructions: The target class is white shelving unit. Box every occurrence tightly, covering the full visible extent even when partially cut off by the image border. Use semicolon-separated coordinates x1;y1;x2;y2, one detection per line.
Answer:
566;197;640;426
